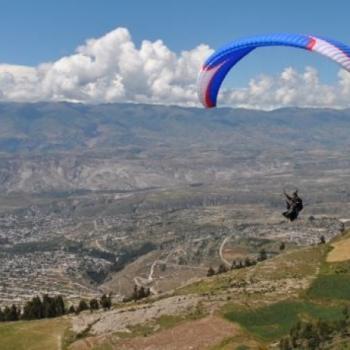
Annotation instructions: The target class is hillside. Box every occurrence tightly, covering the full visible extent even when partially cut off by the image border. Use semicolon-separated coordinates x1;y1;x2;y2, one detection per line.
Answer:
0;103;350;193
2;230;350;349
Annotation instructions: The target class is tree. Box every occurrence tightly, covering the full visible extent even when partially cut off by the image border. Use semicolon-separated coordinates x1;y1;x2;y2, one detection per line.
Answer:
307;334;321;349
279;242;285;251
316;319;332;341
1;304;19;322
258;249;267;262
89;298;99;311
100;294;112;310
3;306;11;322
19;295;68;321
130;285;149;302
279;338;292;350
22;296;43;320
132;285;138;301
301;322;316;341
77;300;89;313
42;294;56;318
207;266;215;277
217;264;228;274
244;257;252;267
232;260;244;269
9;304;19;321
138;287;146;299
281;318;348;349
32;296;44;319
68;305;76;314
55;296;65;316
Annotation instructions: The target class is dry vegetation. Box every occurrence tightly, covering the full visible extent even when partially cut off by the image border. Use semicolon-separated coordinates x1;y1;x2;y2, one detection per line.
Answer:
327;236;350;262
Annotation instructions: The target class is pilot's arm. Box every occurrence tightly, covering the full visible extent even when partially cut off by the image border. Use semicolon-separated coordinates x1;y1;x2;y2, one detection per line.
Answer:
284;191;292;201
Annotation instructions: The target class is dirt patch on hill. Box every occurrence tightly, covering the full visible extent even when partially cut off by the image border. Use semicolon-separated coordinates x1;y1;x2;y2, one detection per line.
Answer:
71;295;199;336
70;316;258;350
223;246;251;261
327;238;350;262
116;316;236;350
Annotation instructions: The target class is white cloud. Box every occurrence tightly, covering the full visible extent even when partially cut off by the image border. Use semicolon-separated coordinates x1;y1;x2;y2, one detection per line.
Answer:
0;27;350;109
0;27;212;106
222;66;350;109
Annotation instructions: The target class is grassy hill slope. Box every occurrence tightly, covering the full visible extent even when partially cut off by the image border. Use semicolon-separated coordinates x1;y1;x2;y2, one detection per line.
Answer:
2;231;350;349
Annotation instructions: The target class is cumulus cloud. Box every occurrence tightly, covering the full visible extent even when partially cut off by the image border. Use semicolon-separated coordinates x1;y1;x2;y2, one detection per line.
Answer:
222;67;350;109
0;27;350;109
0;28;212;106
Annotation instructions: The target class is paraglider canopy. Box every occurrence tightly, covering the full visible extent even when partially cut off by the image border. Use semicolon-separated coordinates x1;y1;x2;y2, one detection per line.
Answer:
198;33;350;108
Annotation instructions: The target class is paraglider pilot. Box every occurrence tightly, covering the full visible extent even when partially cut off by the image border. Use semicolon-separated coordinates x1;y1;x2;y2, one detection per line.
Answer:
282;190;303;222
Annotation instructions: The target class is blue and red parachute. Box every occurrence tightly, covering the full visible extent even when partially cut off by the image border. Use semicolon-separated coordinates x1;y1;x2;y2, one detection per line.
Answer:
198;33;350;108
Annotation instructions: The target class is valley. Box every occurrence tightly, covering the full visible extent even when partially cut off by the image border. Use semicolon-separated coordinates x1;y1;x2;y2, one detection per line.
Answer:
0;103;350;348
0;103;350;305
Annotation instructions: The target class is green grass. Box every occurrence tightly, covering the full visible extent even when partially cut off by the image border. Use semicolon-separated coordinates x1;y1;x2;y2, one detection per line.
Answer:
307;273;350;301
224;301;343;341
0;317;70;350
91;344;114;350
222;236;350;342
306;246;350;301
209;337;252;350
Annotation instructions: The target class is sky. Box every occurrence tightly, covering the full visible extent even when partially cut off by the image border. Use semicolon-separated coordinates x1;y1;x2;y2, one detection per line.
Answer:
0;0;349;108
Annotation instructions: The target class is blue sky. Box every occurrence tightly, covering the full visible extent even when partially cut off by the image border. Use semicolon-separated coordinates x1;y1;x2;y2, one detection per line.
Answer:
1;1;348;63
0;0;349;107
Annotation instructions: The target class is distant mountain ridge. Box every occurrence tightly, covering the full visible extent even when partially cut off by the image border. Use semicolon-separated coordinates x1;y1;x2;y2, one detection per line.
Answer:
0;102;349;153
0;102;349;193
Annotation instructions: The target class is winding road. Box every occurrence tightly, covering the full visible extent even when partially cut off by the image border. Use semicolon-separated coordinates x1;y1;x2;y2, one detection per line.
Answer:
219;236;232;267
